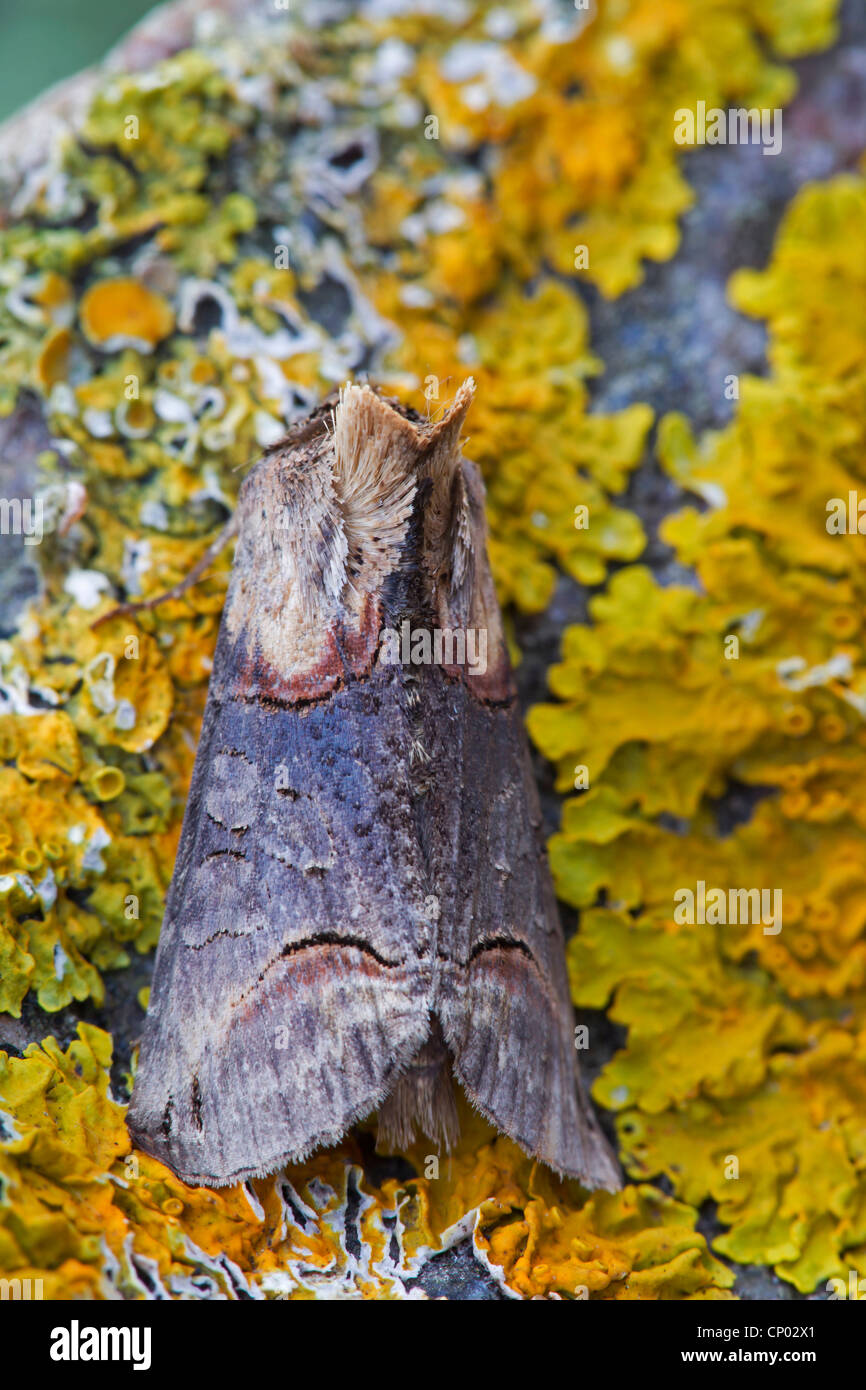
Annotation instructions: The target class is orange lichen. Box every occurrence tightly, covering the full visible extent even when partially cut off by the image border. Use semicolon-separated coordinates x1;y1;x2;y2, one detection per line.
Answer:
79;279;175;353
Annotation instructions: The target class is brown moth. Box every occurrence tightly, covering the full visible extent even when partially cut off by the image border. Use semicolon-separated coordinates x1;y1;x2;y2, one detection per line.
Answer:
126;380;620;1192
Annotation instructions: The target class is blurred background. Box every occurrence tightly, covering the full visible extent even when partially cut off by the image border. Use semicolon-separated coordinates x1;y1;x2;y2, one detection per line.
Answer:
0;0;155;122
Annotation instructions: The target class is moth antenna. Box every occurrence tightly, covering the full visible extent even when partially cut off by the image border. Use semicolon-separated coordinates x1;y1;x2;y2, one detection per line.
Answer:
90;514;238;629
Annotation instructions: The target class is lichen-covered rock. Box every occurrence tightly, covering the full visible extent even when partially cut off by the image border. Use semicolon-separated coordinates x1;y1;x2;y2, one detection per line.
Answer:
0;0;853;1299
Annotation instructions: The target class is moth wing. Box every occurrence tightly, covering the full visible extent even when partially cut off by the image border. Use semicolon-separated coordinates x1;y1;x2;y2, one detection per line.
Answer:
128;671;432;1187
425;682;619;1190
426;460;620;1190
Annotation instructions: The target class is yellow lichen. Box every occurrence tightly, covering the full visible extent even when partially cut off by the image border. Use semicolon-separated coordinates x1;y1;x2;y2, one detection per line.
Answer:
0;1028;732;1300
531;172;866;1291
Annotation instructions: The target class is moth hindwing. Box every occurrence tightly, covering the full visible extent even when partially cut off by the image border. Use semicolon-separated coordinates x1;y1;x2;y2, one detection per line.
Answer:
127;381;620;1192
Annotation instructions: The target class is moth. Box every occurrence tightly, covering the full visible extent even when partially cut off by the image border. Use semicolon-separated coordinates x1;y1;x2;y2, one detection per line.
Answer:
126;381;620;1192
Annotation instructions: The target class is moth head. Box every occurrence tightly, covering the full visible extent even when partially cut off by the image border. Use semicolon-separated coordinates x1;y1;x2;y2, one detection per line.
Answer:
222;378;508;699
334;379;477;610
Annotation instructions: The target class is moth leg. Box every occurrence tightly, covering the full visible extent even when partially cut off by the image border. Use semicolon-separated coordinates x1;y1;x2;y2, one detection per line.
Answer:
376;1015;459;1152
91;514;238;628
